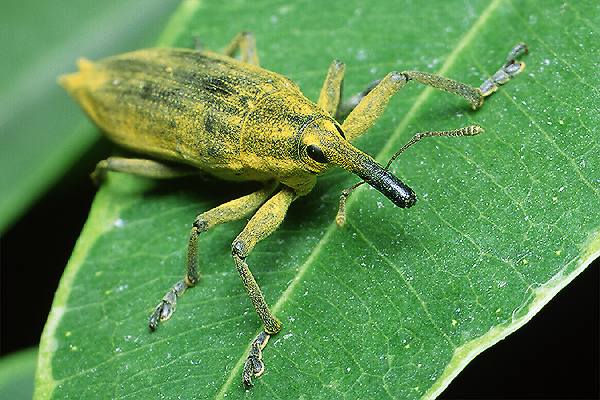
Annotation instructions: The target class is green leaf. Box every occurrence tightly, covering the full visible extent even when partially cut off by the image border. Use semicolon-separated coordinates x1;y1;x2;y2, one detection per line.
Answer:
36;0;599;398
0;0;180;232
0;348;37;400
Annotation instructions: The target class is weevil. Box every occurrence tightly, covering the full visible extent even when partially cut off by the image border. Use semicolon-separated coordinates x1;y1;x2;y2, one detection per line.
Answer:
60;32;527;387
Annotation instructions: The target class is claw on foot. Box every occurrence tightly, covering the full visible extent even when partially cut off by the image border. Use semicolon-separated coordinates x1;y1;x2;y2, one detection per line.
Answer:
242;331;270;387
148;280;187;331
90;160;108;185
480;43;528;97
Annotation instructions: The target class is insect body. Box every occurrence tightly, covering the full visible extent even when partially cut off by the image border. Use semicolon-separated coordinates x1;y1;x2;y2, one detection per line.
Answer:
60;32;527;387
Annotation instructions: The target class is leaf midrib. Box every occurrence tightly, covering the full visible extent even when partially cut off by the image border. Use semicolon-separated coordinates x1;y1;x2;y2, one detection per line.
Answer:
215;0;506;396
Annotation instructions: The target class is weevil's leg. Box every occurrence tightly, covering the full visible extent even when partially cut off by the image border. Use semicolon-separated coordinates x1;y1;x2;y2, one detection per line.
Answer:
341;71;410;141
342;43;527;141
342;70;483;141
222;31;259;66
230;187;296;387
335;125;484;226
336;79;381;122
401;43;527;109
233;187;295;334
148;182;278;331
242;331;270;386
315;59;382;122
317;60;345;117
400;70;485;109
479;43;528;96
91;157;199;184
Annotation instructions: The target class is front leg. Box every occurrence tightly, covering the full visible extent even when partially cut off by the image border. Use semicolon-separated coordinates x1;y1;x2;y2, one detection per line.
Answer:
230;187;297;387
341;43;528;141
341;71;410;141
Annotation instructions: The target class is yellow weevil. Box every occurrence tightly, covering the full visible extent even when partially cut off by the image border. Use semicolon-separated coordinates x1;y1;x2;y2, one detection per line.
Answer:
60;32;527;387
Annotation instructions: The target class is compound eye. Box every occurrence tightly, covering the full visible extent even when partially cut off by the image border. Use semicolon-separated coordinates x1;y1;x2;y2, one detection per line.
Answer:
306;144;328;163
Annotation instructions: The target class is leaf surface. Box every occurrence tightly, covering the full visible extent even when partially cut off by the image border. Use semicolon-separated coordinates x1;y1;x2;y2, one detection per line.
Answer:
36;0;599;398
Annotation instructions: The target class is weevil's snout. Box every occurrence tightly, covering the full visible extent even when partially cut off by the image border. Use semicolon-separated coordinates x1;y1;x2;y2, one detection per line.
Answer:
357;158;417;208
319;136;417;208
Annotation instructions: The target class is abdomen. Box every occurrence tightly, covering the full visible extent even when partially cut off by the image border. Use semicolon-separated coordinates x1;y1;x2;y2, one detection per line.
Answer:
60;48;290;178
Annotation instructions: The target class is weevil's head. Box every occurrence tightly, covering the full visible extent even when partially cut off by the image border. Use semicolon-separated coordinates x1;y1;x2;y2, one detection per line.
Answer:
299;118;416;208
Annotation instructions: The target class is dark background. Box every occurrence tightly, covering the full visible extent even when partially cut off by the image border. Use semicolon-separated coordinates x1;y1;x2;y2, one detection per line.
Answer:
1;143;598;398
